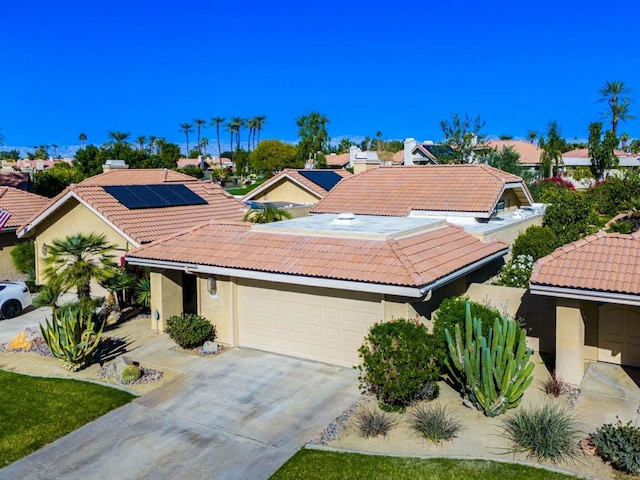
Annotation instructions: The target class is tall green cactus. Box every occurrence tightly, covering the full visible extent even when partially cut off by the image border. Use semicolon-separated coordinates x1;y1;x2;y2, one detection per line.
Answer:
445;301;534;417
40;306;103;371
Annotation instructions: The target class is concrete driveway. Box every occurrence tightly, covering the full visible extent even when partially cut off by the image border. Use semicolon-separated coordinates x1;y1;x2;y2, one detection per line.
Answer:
0;304;51;343
1;348;360;480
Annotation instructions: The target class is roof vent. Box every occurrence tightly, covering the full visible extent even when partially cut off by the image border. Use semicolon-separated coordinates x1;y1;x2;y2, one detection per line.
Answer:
332;212;357;225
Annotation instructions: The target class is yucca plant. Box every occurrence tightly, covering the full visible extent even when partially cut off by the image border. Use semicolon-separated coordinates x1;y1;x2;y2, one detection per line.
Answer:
40;306;104;371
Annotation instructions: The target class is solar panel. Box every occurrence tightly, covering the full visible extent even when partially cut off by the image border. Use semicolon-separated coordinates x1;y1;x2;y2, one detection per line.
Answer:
298;170;343;191
104;184;208;209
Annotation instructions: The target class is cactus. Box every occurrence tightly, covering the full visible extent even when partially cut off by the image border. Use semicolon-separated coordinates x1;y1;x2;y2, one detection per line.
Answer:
120;364;141;384
444;301;534;417
40;306;103;372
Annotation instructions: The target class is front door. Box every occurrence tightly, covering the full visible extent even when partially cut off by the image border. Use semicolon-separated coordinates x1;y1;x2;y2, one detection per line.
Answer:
182;273;198;315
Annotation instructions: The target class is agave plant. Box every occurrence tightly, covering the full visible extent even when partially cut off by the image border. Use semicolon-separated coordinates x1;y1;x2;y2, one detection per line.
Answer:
40;306;103;371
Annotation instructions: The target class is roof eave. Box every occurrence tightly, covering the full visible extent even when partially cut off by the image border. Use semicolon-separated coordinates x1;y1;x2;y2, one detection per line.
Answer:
529;283;640;307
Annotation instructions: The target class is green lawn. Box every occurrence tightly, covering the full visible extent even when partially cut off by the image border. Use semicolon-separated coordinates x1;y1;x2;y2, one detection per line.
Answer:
271;449;579;480
225;178;267;195
0;370;135;468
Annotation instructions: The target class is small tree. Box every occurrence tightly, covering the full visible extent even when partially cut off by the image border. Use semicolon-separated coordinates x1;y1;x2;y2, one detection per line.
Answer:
511;225;559;261
538;121;565;178
440;112;486;163
588;121;618;181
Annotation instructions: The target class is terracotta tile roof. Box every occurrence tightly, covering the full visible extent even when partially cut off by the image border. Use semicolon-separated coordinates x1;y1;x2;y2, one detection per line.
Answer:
311;165;527;216
530;231;640;295
562;148;633;159
80;168;198;185
244;169;352;201
176;158;209;168
0;187;49;229
18;180;247;245
128;222;508;288
486;140;542;165
325;152;350;167
0;171;30;190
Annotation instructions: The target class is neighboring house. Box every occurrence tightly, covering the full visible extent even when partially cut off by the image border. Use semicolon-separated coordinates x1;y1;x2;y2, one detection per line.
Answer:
242;169;352;209
402;138;456;165
126;214;509;367
0;170;30;190
485;140;542;174
311;164;542;244
177;158;210;169
562;148;640;170
530;231;640;384
17;168;247;285
325;152;350;169
0;187;49;277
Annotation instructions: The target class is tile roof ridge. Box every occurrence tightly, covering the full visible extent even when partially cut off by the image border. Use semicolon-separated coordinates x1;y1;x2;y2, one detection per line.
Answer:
0;186;7;199
385;235;426;286
477;163;520;182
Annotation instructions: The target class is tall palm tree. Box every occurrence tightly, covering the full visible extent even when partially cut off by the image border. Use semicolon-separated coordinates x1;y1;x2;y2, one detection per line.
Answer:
106;131;131;146
230;116;245;151
247;117;259;151
201;137;209;156
225;120;236;157
526;130;538;143
148;135;158;154
255;115;267;147
43;233;117;301
620;132;630;151
51;144;58;158
137;135;146;150
598;80;634;136
179;123;194;156
193;118;207;153
78;133;87;149
211;116;226;158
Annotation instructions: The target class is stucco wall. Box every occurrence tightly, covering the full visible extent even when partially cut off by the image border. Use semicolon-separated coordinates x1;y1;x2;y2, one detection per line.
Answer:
197;275;234;345
31;200;131;285
0;233;18;278
251;179;319;204
469;215;543;246
150;269;183;331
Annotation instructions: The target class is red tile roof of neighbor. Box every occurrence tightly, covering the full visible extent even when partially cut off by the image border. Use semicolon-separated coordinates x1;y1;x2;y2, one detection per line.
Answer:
0;171;30;190
17;169;247;245
486;140;542;165
128;221;508;288
530;231;640;295
311;164;527;216
562;148;633;159
243;169;352;201
0;187;49;229
325;152;350;167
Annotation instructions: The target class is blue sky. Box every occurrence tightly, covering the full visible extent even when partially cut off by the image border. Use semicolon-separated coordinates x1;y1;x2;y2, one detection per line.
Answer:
2;0;639;153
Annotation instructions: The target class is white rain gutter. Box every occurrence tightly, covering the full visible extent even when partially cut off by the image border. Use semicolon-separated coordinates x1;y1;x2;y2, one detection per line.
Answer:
530;284;640;307
126;247;509;300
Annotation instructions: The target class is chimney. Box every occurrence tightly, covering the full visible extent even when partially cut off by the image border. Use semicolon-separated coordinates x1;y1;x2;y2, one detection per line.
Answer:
403;138;417;165
102;160;129;173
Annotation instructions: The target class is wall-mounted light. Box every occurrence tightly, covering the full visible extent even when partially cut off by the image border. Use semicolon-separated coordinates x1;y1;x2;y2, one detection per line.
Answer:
207;277;219;299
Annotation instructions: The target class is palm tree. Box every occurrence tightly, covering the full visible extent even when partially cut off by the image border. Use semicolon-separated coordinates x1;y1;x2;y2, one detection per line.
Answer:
193;118;207;153
243;207;292;224
211;116;226;158
225;120;236;157
43;233;117;301
78;133;87;149
526;130;538;143
148;135;158;154
255;115;267;147
620;132;630;151
230;116;245;151
201;137;209;157
179;123;194;156
598;80;634;136
247;117;259;150
137;135;146;150
51;144;58;158
106;131;131;146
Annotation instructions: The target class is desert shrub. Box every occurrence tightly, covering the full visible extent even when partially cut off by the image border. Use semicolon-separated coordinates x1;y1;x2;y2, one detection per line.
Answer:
511;226;559;261
543;190;598;245
10;241;35;275
353;408;396;438
591;419;640;475
502;403;582;461
542;372;569;398
120;364;141;384
409;404;460;442
587;177;640;217
135;276;151;307
165;314;216;349
495;254;534;288
356;319;439;412
445;302;534;417
608;219;633;234
432;297;497;370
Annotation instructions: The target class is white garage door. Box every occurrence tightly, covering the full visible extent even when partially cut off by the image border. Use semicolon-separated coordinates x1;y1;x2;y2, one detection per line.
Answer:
237;279;383;367
598;304;640;367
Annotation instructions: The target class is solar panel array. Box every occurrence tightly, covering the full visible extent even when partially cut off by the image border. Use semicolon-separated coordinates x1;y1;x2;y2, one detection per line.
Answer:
103;184;208;209
298;170;343;192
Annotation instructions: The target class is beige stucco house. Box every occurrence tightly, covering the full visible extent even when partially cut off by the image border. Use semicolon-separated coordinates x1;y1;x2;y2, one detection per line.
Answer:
126;214;509;367
0;187;49;277
16;169;247;285
530;231;640;385
311;164;543;245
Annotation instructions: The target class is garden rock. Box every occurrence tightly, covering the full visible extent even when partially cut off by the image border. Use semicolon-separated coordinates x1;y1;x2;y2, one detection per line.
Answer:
202;341;219;354
7;332;33;351
105;355;135;378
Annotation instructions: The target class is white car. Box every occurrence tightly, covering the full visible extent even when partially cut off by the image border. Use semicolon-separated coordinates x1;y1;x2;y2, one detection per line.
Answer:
0;281;32;319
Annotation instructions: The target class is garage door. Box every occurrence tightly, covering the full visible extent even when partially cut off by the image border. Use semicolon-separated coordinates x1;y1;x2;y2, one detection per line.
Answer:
237;279;383;367
598;304;640;367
